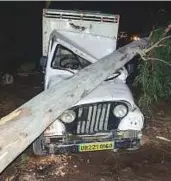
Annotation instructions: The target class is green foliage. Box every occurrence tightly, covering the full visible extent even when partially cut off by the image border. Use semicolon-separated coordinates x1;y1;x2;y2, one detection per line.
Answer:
134;26;171;109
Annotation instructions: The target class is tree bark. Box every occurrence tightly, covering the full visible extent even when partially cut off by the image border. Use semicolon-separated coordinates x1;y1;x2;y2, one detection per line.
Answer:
0;38;148;173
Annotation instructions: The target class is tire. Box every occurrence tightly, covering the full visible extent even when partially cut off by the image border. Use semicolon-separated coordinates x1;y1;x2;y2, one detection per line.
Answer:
126;145;140;151
32;135;47;156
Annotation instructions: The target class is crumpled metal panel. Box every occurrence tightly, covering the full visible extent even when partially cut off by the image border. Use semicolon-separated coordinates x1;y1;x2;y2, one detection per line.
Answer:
42;9;119;59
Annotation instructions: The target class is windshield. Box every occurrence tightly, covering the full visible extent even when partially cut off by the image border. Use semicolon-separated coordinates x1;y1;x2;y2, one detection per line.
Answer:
51;45;91;70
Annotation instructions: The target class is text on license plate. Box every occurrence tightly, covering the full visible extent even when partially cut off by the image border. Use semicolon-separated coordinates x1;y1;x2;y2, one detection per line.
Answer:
79;141;114;152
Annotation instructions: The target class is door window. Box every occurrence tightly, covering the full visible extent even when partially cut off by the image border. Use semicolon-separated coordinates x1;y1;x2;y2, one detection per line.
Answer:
51;45;91;70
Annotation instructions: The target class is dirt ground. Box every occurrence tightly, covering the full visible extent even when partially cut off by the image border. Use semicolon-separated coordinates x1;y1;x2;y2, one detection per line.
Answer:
1;75;171;181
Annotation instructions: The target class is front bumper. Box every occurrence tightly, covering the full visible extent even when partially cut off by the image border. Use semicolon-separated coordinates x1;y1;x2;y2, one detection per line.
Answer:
44;130;142;154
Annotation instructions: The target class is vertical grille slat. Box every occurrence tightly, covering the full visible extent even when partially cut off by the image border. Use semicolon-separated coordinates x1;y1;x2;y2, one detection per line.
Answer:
104;104;111;131
99;104;106;131
102;104;108;130
94;104;102;132
81;121;86;134
90;105;97;133
76;107;83;133
86;106;93;133
76;103;111;134
92;105;98;131
79;107;84;133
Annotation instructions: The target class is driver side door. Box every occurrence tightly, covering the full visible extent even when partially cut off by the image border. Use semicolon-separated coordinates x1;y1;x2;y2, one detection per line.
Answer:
51;44;82;70
45;42;84;89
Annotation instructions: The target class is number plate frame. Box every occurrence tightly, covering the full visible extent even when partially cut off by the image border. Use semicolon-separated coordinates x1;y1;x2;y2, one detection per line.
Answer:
79;141;114;152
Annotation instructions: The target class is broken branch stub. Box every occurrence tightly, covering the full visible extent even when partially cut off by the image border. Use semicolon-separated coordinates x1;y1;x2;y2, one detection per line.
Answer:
0;38;148;173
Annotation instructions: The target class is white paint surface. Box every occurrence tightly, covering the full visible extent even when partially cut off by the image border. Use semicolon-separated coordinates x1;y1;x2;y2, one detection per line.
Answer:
42;9;144;137
43;9;119;59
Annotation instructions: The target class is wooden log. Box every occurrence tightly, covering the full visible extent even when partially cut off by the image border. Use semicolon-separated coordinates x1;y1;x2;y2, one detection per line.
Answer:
0;38;148;172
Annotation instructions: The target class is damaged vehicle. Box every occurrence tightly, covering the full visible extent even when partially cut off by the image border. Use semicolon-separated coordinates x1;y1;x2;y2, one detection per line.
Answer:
33;9;144;155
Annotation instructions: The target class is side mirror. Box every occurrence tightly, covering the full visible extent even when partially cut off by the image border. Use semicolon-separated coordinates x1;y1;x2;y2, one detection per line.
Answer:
40;56;47;71
126;63;135;75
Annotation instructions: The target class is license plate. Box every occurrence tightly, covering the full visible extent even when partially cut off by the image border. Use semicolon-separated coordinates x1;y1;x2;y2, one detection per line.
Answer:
79;141;114;152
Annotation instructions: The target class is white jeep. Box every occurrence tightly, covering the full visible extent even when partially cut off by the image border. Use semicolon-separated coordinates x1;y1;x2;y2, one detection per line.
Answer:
33;9;144;155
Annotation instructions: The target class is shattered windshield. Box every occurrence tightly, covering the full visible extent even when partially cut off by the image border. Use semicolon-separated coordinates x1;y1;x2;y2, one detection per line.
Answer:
51;45;91;70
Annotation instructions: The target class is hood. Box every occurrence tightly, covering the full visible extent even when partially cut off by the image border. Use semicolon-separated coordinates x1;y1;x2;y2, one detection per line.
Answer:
48;74;135;108
75;80;135;107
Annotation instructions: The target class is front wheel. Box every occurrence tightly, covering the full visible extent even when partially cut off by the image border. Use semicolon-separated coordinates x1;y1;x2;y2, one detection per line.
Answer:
126;144;140;151
32;135;47;156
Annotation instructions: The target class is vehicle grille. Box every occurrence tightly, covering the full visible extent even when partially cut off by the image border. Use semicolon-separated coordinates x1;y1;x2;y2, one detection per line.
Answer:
75;103;112;134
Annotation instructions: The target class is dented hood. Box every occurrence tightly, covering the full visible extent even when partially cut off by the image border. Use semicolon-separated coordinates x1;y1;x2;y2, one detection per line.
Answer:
48;74;135;108
75;81;135;107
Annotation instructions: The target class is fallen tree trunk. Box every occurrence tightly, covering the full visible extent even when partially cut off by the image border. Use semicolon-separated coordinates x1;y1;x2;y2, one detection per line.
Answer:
0;38;148;172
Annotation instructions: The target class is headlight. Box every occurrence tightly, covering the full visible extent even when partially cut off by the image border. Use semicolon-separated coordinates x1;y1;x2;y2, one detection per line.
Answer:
113;104;128;118
60;110;76;123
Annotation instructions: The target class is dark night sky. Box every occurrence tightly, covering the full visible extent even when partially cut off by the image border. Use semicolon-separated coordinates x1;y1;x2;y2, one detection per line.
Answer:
0;1;171;67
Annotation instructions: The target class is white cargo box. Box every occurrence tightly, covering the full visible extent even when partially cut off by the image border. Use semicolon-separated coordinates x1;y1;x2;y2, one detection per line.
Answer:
43;9;120;59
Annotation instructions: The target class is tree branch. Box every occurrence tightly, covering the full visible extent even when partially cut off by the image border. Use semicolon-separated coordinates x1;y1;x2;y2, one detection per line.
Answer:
144;35;171;54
